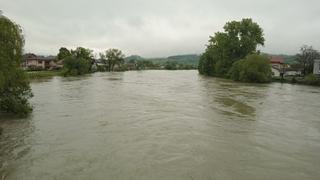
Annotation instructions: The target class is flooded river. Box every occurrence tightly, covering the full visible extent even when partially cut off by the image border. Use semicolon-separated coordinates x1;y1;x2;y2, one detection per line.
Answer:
1;70;320;180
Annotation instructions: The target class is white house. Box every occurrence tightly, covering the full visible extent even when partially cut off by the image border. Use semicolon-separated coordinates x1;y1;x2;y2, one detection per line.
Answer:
313;59;320;75
270;56;285;77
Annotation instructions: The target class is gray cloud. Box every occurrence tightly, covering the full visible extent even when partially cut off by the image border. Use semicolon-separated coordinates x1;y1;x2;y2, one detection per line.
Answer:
1;0;319;57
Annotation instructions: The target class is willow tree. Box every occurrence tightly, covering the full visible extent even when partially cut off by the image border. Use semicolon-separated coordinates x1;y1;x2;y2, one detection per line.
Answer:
199;18;265;77
0;14;33;116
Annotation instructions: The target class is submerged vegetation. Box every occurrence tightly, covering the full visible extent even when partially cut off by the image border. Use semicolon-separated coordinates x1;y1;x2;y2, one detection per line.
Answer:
0;15;33;117
198;18;269;83
229;54;272;83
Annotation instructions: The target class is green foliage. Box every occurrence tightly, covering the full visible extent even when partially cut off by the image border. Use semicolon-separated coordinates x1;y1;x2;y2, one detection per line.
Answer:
198;18;265;77
136;60;158;70
103;49;125;71
164;61;178;70
71;47;94;61
63;56;91;76
229;54;272;83
57;47;71;60
304;74;319;85
0;15;33;116
59;47;94;76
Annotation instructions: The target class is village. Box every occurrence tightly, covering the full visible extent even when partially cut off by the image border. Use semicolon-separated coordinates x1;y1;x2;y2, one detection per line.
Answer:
22;52;320;78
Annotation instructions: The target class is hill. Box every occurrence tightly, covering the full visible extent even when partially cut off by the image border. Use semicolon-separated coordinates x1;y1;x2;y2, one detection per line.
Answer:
125;54;200;66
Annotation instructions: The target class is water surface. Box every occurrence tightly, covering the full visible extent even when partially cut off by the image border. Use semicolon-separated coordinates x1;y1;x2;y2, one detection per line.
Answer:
1;70;320;180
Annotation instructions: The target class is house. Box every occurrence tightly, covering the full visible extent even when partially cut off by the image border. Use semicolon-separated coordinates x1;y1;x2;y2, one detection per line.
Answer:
270;56;285;77
285;68;302;76
23;53;62;70
91;59;108;71
314;59;320;75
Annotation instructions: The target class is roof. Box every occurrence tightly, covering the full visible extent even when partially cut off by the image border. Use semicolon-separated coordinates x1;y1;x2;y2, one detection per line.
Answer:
24;54;56;61
270;56;284;64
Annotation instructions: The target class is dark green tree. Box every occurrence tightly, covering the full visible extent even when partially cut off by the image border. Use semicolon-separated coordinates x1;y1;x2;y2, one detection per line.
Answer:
57;47;71;60
164;61;178;70
0;15;33;116
62;47;94;76
229;54;272;83
63;56;91;76
199;18;265;77
71;47;94;61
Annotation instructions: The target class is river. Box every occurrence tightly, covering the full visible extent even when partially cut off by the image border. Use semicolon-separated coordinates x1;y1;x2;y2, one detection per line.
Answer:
0;70;320;180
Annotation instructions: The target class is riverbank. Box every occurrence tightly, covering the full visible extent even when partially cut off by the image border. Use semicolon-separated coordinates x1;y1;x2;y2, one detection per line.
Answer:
26;71;62;79
272;76;320;86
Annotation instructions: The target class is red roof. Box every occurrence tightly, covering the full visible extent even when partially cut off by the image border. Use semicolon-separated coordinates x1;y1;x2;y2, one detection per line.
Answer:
270;56;284;64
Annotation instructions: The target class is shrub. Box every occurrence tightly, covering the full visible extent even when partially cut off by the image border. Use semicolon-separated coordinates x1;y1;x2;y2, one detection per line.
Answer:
229;54;272;83
63;56;91;76
304;74;319;85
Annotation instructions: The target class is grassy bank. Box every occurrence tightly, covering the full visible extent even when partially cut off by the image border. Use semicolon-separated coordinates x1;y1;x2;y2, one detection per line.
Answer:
26;71;62;79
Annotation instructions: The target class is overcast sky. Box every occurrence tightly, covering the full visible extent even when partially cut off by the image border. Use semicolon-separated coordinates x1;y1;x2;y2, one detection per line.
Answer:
1;0;320;57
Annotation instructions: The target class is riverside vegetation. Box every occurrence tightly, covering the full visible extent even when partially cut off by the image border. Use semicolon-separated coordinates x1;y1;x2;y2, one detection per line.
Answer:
198;18;320;84
0;15;33;117
198;18;271;83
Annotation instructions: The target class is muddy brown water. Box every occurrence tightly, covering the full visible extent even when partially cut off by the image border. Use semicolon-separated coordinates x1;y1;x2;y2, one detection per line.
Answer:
1;70;320;180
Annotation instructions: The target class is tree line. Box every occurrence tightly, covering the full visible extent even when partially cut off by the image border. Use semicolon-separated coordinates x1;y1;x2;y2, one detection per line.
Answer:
57;47;125;76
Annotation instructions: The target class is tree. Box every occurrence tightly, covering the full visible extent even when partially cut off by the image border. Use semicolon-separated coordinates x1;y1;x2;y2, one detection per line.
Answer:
296;45;320;75
57;47;71;60
199;18;265;77
0;15;33;116
63;56;91;76
104;49;125;71
164;61;178;70
229;54;272;83
71;47;94;61
61;47;94;76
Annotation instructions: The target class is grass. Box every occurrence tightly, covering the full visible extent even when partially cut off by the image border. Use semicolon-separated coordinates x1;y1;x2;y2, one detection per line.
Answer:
26;70;62;79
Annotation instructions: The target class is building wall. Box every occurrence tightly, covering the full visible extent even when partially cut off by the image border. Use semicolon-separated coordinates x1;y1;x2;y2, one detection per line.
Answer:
313;60;320;75
271;67;280;77
26;59;45;69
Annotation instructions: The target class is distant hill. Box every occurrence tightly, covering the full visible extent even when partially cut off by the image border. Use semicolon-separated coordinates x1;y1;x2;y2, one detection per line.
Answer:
125;54;200;65
125;55;144;62
167;54;200;65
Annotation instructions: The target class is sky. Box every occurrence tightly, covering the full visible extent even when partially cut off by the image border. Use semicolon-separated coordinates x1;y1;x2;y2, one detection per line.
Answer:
1;0;320;57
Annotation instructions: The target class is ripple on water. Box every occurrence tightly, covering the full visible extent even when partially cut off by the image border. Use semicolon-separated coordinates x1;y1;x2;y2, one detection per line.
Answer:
1;70;320;180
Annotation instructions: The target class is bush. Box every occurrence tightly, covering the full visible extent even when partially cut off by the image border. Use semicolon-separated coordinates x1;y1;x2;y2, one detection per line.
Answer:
229;54;272;83
164;61;178;70
63;56;91;76
304;74;319;85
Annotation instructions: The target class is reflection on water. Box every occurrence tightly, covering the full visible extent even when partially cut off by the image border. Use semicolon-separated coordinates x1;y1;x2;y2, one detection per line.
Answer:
1;70;320;180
